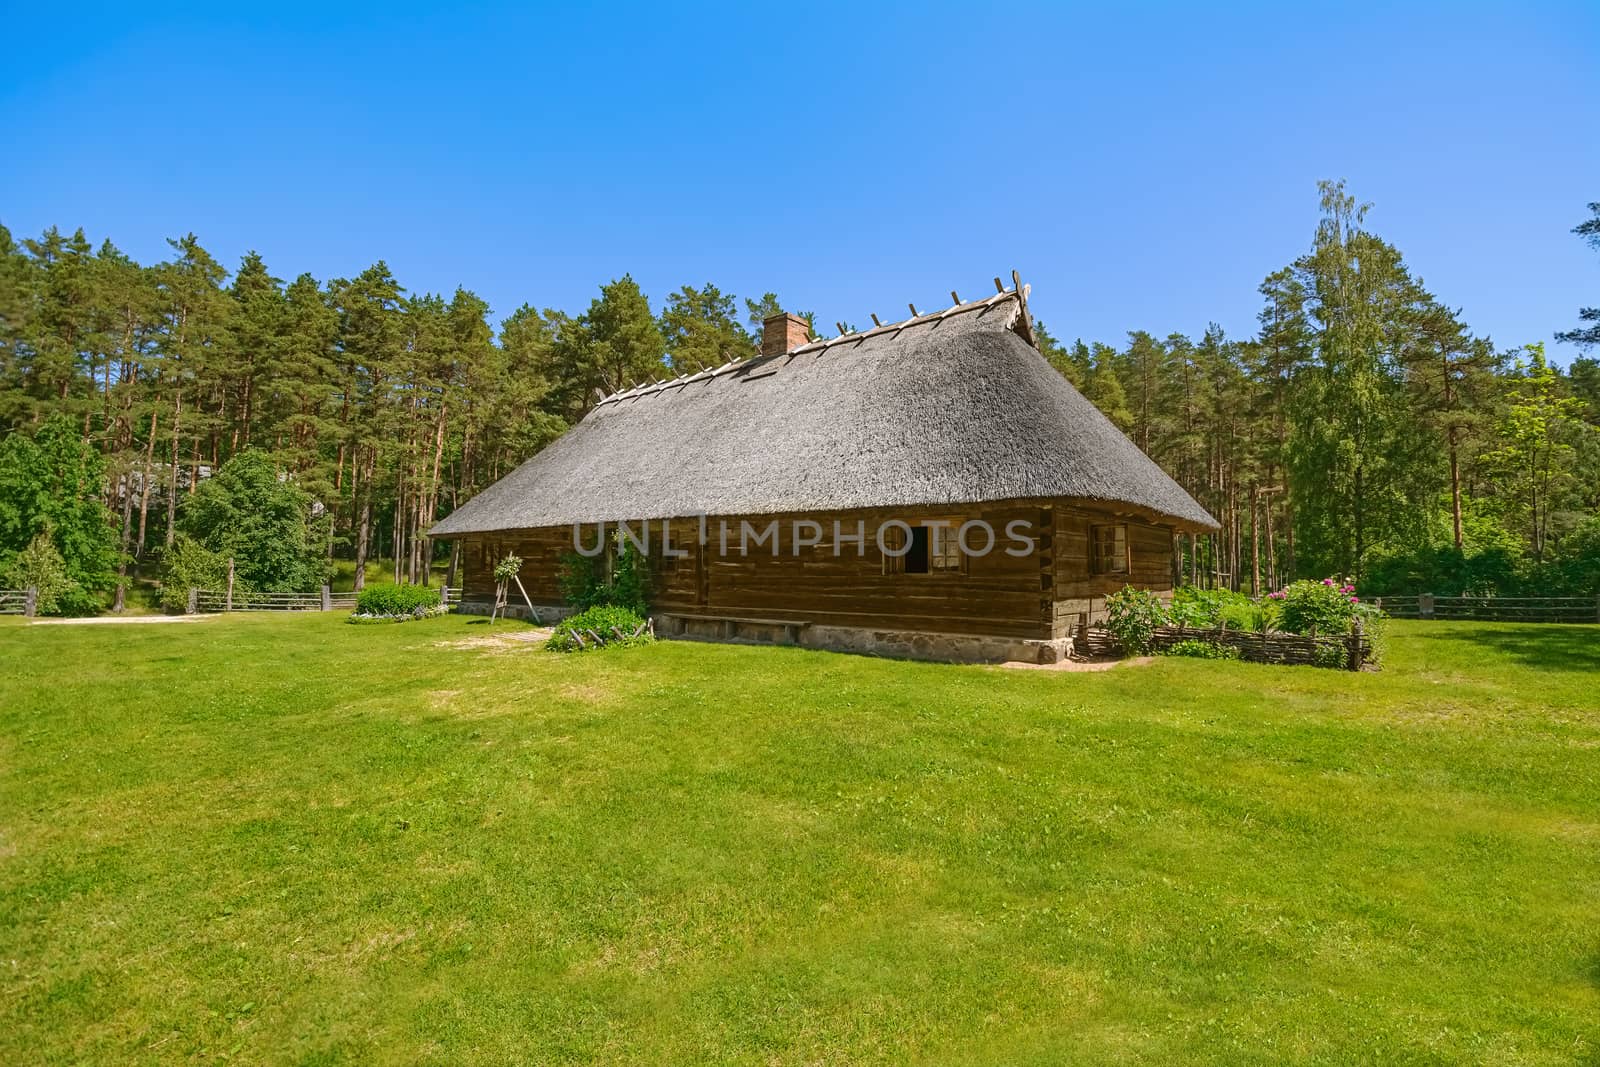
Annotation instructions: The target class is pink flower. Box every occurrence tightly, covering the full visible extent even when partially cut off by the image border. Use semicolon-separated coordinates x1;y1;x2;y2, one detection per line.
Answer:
1322;578;1334;586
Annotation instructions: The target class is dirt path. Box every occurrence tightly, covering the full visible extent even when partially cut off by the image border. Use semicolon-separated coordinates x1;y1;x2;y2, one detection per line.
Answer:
998;655;1152;672
437;627;553;652
30;614;214;626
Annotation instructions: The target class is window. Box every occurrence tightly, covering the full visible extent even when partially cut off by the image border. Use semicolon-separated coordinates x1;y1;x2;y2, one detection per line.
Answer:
931;526;964;572
884;521;966;575
1091;524;1128;575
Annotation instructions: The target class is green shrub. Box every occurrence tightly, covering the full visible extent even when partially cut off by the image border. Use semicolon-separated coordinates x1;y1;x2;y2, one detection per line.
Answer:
1224;599;1278;633
556;531;650;615
557;552;605;611
1273;578;1362;635
607;537;651;615
2;526;77;615
0;417;118;610
176;450;329;593
1311;641;1348;670
546;605;653;653
1269;577;1386;664
1160;639;1241;660
355;583;442;617
159;534;234;612
1170;586;1251;627
1104;586;1168;654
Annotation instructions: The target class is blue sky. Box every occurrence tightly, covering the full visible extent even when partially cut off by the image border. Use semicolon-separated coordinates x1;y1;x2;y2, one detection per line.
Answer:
3;2;1596;359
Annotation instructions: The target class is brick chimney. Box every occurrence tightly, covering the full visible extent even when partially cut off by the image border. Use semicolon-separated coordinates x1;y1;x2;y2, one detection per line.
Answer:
761;312;811;357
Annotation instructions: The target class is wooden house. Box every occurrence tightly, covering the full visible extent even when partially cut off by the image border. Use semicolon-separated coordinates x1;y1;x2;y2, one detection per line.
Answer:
429;281;1217;662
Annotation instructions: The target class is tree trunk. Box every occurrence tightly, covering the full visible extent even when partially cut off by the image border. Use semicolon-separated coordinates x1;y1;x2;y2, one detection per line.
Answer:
1264;491;1278;592
392;493;404;584
136;404;159;562
112;471;133;612
164;390;184;550
1249;484;1260;597
353;448;373;592
1448;424;1464;551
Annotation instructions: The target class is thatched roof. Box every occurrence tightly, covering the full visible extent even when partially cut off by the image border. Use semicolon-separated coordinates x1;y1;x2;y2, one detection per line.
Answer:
431;285;1219;536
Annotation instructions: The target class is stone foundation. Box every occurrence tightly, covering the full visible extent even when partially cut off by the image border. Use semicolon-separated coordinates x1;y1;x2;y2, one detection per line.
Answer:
656;612;1072;665
456;597;571;624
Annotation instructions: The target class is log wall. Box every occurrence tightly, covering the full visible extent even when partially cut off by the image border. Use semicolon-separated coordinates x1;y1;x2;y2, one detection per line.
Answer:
456;500;1180;639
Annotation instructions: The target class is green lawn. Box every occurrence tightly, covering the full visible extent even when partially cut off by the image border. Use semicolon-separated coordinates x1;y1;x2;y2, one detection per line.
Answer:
330;558;447;592
1;616;1596;1064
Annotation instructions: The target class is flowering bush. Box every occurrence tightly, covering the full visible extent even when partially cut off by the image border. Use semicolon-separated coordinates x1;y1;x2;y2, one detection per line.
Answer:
350;583;446;623
1271;577;1381;638
1104;586;1168;654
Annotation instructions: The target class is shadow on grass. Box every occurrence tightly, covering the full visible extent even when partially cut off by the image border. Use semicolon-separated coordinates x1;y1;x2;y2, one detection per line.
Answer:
1410;623;1600;673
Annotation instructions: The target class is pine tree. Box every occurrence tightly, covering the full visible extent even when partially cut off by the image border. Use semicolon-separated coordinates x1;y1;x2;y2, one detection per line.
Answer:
1084;342;1134;432
1033;320;1081;387
544;276;665;421
225;251;285;454
1556;203;1600;350
1120;330;1173;456
152;234;231;552
270;273;340;492
1398;299;1501;550
660;283;755;373
328;262;405;589
18;227;96;420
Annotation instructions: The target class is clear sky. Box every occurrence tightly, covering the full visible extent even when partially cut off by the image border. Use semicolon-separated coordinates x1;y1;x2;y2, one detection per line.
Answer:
3;1;1596;359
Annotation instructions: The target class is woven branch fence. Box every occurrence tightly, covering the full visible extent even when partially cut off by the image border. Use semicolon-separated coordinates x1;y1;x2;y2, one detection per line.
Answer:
1084;622;1372;670
1375;595;1600;623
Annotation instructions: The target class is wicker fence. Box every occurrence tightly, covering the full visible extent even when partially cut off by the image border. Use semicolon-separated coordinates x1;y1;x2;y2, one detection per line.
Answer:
188;585;460;614
1374;594;1600;623
1084;622;1372;670
0;587;38;617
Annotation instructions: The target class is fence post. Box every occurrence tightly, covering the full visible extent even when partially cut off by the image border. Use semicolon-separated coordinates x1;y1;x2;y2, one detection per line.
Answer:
321;585;332;612
1348;617;1364;672
1419;593;1434;619
225;557;235;612
1595;595;1600;624
440;585;450;608
24;586;37;618
187;587;198;615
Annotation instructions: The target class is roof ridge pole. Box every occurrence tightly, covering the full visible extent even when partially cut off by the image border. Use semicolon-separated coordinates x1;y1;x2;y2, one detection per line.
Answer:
1009;269;1037;347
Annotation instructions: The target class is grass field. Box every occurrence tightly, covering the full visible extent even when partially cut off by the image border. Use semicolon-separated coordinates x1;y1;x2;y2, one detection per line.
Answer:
1;615;1596;1064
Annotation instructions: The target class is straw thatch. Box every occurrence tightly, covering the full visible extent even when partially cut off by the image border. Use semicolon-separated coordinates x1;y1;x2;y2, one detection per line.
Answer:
431;287;1218;536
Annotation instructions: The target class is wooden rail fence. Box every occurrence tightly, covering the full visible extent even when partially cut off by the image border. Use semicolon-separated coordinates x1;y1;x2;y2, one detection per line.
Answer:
0;587;38;617
188;585;459;614
1085;622;1372;670
1374;594;1600;623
